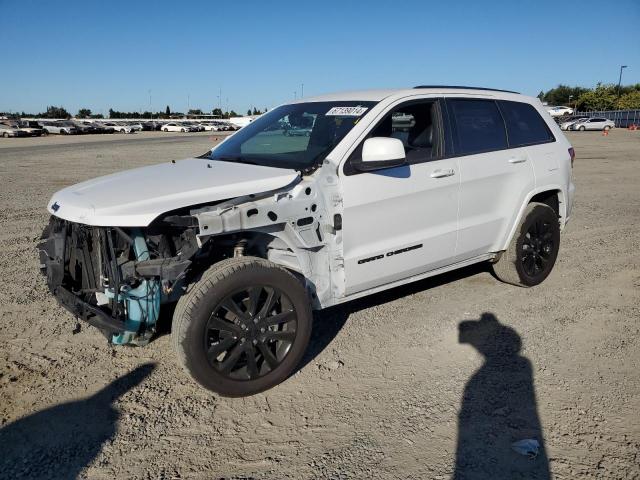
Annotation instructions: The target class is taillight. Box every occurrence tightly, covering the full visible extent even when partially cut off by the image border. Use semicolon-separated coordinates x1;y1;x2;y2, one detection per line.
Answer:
568;147;575;168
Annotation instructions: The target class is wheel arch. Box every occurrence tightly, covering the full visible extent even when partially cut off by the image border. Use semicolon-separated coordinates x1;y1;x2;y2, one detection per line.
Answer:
499;186;567;252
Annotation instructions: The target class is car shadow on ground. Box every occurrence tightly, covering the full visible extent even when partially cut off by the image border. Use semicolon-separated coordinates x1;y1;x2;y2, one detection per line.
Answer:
454;312;550;479
297;262;490;373
0;363;156;480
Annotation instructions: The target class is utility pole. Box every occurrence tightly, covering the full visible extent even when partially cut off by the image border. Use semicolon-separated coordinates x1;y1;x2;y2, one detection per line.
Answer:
301;83;304;98
617;65;628;97
148;89;152;120
187;94;190;114
294;91;297;100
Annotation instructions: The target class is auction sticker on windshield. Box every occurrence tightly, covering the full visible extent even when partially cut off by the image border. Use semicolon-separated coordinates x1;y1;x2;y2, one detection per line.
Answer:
325;106;369;116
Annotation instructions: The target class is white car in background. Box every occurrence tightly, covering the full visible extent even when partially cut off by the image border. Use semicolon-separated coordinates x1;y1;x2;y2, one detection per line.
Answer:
161;122;190;132
202;123;220;131
560;117;587;131
40;121;78;135
547;106;574;117
128;122;143;132
570;117;615;131
0;123;29;137
104;122;133;134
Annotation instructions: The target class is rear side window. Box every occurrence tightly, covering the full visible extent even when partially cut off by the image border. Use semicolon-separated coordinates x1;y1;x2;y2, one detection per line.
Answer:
448;99;507;155
499;100;555;147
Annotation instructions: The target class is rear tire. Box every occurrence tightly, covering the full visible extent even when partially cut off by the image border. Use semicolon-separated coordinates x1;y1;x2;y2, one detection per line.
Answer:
579;125;585;131
604;125;611;131
492;202;560;287
172;257;312;397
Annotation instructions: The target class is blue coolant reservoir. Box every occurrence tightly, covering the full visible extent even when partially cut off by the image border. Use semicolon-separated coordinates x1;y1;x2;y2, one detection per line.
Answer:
111;229;161;346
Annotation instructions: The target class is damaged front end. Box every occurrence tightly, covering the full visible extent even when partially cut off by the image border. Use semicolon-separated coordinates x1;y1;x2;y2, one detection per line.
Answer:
38;218;196;345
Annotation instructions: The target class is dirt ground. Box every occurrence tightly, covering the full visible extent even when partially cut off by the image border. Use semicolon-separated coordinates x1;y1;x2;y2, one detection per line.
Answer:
0;130;638;479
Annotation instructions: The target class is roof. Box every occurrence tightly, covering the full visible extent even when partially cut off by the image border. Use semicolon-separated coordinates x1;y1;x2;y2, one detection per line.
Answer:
296;87;526;104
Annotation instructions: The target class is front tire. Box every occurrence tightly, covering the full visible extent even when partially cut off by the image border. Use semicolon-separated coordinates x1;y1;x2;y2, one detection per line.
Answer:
579;125;586;131
172;257;312;397
492;202;560;287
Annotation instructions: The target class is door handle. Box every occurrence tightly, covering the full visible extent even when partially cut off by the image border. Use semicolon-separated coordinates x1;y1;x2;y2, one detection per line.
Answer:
508;156;527;164
430;168;455;178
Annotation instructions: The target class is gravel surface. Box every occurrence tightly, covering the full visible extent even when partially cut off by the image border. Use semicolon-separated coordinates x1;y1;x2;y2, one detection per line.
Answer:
0;130;638;479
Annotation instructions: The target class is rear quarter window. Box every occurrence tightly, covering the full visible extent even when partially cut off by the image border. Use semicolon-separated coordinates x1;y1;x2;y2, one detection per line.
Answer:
499;100;555;147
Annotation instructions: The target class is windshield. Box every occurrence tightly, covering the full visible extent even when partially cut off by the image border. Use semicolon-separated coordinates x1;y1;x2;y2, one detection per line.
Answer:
207;101;376;170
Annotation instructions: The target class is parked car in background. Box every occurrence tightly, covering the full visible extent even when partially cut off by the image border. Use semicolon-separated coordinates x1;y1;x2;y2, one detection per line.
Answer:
40;121;78;135
104;122;133;134
0;123;29;137
70;121;98;134
570;117;615;131
90;122;115;134
547;106;574;117
161;122;190;132
128;122;143;132
560;116;587;131
140;121;159;131
201;122;219;131
180;122;201;132
16;120;46;136
284;126;312;136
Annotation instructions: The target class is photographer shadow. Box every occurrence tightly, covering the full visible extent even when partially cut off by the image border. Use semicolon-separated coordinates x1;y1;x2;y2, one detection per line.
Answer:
455;313;550;479
0;363;155;480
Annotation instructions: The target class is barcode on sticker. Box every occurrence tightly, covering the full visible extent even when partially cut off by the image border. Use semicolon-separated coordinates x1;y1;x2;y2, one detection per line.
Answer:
325;106;369;116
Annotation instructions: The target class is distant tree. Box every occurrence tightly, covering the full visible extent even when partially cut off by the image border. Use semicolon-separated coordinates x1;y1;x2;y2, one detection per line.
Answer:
537;91;545;101
212;108;223;117
229;110;238;117
188;109;203;115
45;106;70;119
576;83;617;111
541;85;589;106
616;90;640;109
252;107;259;115
247;109;252;116
76;108;92;118
90;113;104;119
166;105;171;116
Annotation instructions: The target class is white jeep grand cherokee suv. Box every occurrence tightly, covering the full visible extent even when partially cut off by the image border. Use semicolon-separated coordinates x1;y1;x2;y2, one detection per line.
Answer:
39;86;575;396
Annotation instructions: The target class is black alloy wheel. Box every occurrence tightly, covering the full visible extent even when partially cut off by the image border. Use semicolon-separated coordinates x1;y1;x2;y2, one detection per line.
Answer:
492;202;560;287
520;218;555;280
204;285;297;380
172;257;312;397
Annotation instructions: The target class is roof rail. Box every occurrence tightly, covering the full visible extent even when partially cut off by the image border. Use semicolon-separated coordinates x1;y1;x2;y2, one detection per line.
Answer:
413;85;520;94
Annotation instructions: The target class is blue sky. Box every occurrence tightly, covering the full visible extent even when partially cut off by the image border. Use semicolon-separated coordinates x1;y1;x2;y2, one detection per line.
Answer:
1;0;638;115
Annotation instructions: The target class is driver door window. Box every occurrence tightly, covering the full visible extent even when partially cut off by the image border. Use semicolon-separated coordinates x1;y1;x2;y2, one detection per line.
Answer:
347;100;445;173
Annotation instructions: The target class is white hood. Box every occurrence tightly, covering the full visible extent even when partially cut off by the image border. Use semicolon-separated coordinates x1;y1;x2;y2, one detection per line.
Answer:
48;158;299;226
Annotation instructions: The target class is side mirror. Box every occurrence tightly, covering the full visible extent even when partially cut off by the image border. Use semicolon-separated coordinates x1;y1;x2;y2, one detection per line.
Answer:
355;137;406;171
